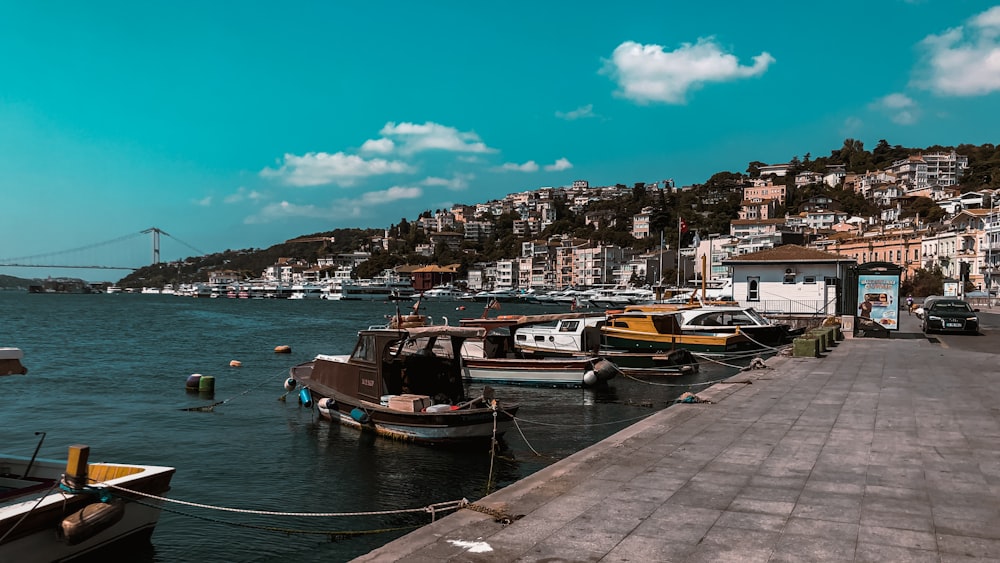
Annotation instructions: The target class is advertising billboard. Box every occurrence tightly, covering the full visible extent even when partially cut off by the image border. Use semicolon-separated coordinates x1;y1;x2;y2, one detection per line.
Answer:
857;274;899;331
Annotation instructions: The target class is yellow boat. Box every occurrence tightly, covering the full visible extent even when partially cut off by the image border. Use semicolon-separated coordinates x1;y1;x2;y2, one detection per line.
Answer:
602;310;760;355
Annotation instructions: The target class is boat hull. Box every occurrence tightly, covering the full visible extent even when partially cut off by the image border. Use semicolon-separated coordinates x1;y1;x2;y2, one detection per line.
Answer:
461;357;614;388
291;359;518;446
0;456;174;562
601;330;757;355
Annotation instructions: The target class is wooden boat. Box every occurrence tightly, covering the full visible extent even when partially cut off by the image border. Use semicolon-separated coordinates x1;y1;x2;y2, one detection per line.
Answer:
602;310;762;356
0;443;175;561
287;325;519;446
0;348;27;376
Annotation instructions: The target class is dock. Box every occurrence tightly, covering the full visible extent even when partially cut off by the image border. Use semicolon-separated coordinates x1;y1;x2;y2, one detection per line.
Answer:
355;310;1000;562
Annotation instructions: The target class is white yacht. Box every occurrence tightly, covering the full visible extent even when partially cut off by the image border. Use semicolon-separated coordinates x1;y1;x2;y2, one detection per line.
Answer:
419;284;472;301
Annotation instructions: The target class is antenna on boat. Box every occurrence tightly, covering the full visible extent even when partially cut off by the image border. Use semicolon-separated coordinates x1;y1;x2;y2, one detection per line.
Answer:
22;431;46;479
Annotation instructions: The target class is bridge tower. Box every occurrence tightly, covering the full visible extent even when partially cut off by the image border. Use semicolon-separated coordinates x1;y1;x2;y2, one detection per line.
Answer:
141;228;169;265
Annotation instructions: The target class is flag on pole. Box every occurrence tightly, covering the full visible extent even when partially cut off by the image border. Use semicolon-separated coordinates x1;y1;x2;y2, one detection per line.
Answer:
679;217;688;234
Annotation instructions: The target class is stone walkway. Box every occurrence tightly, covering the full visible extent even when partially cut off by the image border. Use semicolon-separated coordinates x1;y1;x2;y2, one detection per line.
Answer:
355;313;1000;562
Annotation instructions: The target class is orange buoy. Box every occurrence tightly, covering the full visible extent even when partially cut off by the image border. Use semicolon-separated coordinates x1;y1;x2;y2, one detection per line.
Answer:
274;345;291;354
229;360;242;367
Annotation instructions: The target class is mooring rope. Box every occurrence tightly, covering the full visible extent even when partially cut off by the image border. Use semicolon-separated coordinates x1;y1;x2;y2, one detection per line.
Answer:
105;482;468;519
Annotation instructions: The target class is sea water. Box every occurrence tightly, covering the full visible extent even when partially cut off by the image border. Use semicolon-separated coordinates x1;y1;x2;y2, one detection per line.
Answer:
0;292;743;562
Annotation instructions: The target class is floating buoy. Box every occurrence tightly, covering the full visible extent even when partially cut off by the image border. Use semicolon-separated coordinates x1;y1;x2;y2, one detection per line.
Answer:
60;500;125;545
198;375;215;393
350;407;370;424
298;387;313;408
229;360;242;367
274;345;292;354
284;377;297;392
185;374;202;391
456;306;466;311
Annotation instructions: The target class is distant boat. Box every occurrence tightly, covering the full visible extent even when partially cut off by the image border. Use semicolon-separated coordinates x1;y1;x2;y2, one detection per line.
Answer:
0;437;174;561
339;280;415;301
419;285;472;301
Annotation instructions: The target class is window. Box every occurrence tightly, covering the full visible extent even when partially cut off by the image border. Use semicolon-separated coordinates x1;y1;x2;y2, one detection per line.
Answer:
747;277;760;301
803;276;816;284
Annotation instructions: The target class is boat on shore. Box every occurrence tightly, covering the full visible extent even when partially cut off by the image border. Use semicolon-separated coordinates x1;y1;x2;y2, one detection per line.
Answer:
0;442;175;562
286;325;519;446
0;348;27;376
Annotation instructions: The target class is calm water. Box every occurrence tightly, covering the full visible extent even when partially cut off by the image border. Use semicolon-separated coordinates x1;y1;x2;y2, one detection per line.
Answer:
0;292;744;562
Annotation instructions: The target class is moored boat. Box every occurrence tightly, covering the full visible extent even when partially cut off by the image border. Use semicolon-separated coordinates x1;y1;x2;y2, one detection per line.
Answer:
0;348;27;376
0;443;175;562
602;310;760;356
286;325;519;446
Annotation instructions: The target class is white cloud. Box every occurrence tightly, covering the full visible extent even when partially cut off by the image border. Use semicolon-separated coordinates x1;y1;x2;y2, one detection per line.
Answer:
914;6;1000;96
244;201;327;224
555;104;596;120
359;186;423;205
498;161;540;172
360;138;395;154
224;187;265;204
195;196;212;206
259;151;413;187
870;93;920;125
544;158;573;172
378;121;497;155
422;173;474;190
601;38;775;104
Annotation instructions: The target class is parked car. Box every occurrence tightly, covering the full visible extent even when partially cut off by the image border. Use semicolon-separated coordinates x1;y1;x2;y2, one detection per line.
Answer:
921;298;980;334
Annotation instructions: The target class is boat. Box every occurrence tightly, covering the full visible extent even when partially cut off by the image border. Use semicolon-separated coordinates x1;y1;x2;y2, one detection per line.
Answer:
0;441;175;561
339;280;415;301
468;288;522;303
503;313;699;374
0;348;27;376
668;304;801;346
458;318;616;388
286;325;519;446
419;284;472;301
288;283;324;300
602;309;761;356
585;286;656;309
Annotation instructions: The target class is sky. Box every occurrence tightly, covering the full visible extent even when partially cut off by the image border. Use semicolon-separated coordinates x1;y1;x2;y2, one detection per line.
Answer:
2;1;1000;282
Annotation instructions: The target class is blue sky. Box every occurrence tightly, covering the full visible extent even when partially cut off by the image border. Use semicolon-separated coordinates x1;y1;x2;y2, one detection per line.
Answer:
2;1;1000;282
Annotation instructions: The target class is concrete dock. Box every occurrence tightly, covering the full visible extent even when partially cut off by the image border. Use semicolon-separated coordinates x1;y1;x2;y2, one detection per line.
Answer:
356;311;1000;562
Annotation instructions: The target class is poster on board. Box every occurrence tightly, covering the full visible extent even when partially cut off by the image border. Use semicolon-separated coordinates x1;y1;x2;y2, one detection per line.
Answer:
857;274;899;331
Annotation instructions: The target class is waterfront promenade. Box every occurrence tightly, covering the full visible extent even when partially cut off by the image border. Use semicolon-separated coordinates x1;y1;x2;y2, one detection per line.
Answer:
356;311;1000;562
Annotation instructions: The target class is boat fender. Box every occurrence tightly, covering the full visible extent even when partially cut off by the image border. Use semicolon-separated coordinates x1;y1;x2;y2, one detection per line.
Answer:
592;359;617;382
350;408;370;424
185;374;202;390
60;500;125;546
583;370;598;387
284;377;297;392
317;397;335;412
298;388;313;408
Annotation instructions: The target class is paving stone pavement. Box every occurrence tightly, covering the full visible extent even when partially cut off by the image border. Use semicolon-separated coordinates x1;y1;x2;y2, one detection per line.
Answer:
355;313;1000;562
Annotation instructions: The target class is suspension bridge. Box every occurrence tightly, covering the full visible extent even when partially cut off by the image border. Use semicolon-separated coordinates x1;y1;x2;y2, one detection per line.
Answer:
0;228;206;272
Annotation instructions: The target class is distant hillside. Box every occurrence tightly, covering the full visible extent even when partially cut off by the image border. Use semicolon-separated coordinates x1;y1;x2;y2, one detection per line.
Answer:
0;274;38;290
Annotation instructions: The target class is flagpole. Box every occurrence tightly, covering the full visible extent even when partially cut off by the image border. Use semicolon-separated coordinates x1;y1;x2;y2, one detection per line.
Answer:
676;217;682;287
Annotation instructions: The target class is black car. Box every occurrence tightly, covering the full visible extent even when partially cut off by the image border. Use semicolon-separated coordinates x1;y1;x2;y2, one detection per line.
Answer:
921;298;980;334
